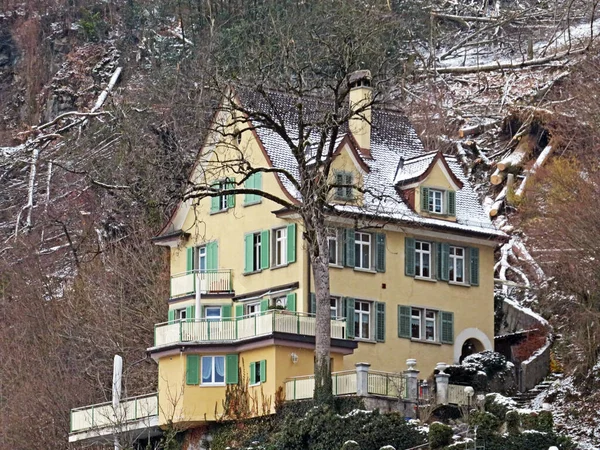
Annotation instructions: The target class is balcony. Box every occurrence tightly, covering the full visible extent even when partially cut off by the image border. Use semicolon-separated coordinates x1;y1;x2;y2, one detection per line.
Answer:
69;393;159;443
284;370;407;401
170;269;233;298
152;309;348;348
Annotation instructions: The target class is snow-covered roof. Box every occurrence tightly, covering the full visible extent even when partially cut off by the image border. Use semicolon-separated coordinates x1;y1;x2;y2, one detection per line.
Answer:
239;88;504;239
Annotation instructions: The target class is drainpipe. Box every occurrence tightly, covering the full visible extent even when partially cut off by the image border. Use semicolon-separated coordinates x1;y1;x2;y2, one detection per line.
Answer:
195;271;201;320
307;246;312;312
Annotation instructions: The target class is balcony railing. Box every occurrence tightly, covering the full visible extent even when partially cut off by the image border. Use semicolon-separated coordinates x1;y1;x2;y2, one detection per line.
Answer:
153;309;347;347
70;393;158;434
284;370;407;401
170;270;233;298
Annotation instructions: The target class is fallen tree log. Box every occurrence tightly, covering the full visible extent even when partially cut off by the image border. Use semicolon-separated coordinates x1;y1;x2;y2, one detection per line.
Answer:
491;168;505;185
515;143;554;197
497;134;536;171
490;186;508;217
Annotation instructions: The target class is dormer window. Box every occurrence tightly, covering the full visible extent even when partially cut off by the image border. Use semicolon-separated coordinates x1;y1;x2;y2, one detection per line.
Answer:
335;171;354;201
421;187;456;217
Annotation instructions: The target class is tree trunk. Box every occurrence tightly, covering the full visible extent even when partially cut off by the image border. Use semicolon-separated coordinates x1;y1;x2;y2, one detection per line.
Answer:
312;224;333;405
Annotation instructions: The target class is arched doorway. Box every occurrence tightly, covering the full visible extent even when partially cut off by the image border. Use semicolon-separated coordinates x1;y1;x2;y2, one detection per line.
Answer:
459;338;485;363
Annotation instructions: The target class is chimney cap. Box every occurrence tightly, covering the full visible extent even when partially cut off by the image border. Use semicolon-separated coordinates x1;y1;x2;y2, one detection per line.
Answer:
348;70;372;88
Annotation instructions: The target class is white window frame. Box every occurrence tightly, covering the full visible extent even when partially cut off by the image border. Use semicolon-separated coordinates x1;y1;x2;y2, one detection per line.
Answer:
176;308;187;320
252;232;262;272
335;171;354;200
201;355;225;385
245;302;260;316
197;245;207;272
272;295;287;309
354;300;371;339
250;361;261;385
428;189;444;214
272;227;287;267
216;180;229;211
415;241;432;278
327;228;340;266
330;297;341;319
355;232;372;270
204;306;221;320
449;246;465;283
411;307;438;342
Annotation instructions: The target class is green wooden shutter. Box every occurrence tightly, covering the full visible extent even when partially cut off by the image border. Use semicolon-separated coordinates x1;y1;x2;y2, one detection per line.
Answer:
186;247;194;272
244;234;253;273
260;298;269;312
168;309;175;323
287;223;296;263
470;247;480;286
421;187;430;212
225;354;239;384
260;230;270;270
186;305;195;321
186;355;199;385
235;303;244;318
259;360;267;382
375;302;386;342
441;243;449;281
344;229;355;268
221;304;231;318
254;172;262;202
345;172;354;199
226;177;235;208
345;297;355;338
244;173;261;205
207;241;218;270
286;293;296;312
440;311;454;344
210;182;220;213
398;305;411;338
447;190;456;216
435;242;441;281
310;293;316;315
249;362;256;384
375;233;386;272
405;237;416;277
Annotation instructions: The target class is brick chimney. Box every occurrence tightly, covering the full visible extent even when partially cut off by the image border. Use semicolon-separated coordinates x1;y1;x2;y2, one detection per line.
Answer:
348;70;372;153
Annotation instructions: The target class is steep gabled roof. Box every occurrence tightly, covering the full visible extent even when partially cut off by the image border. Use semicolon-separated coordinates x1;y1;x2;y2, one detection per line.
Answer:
394;151;464;189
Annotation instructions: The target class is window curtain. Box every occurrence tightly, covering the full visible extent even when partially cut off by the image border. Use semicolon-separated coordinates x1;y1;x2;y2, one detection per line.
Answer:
202;357;213;382
215;356;225;382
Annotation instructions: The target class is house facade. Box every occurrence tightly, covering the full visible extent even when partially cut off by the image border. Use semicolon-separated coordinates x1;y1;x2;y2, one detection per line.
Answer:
146;72;505;428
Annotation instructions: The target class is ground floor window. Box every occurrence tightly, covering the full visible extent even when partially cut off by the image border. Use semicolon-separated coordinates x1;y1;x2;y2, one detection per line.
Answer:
201;355;225;384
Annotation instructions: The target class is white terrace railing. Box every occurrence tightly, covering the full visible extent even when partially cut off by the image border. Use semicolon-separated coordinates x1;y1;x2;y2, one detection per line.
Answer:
285;370;407;401
153;309;347;347
170;269;233;298
70;393;158;434
447;384;474;406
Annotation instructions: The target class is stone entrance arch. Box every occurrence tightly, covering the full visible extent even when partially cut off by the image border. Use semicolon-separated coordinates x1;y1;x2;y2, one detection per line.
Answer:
453;328;493;364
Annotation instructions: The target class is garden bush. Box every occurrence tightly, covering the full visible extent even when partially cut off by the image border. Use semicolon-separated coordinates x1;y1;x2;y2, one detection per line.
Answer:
429;422;453;448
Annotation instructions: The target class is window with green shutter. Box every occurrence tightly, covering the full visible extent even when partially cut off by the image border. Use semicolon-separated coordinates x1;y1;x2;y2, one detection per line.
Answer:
287;223;296;264
260;230;270;270
244;232;265;274
334;171;354;200
260;298;269;312
345;297;355;338
260;360;267;383
375;233;386;272
186;247;194;272
243;172;262;205
225;354;239;384
420;187;430;211
206;241;218;271
286;293;296;312
447;190;456;216
469;247;479;286
168;309;175;323
186;355;200;385
404;237;415;276
235;303;244;318
185;305;195;321
249;360;266;384
398;305;411;338
440;311;454;344
210;179;235;213
375;302;385;342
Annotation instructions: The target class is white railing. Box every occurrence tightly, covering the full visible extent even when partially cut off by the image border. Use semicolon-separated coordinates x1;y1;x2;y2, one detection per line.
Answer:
170;270;233;298
70;393;158;433
285;371;357;400
333;371;358;395
153;310;348;347
448;384;473;406
368;371;406;398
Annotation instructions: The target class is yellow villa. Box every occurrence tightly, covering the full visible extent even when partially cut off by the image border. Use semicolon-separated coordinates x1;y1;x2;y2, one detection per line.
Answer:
68;71;505;443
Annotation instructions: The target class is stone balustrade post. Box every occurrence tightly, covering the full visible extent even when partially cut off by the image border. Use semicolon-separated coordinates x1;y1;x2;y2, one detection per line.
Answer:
403;358;420;403
355;362;370;396
435;362;450;405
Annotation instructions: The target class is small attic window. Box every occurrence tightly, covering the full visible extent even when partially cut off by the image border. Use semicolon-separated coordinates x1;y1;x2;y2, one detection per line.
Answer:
235;130;243;145
334;171;354;201
421;187;456;217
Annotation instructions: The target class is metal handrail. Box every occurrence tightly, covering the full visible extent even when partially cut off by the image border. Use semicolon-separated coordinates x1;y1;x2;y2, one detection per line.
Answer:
70;392;157;413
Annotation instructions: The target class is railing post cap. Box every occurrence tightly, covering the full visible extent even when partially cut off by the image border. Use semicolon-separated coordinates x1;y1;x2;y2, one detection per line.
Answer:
355;362;371;368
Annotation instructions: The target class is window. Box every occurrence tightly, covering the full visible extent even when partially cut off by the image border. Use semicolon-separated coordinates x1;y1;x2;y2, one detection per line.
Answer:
330;297;341;319
399;306;454;344
176;308;187;320
355;232;371;270
204;306;221;320
420;187;456;217
245;302;260;316
272;295;287;308
327;228;340;265
334;171;354;200
354;300;371;339
415;241;431;278
198;245;207;272
244;232;264;273
249;360;267;385
449;246;465;283
210;178;235;213
273;227;287;267
428;189;443;214
201;356;225;385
